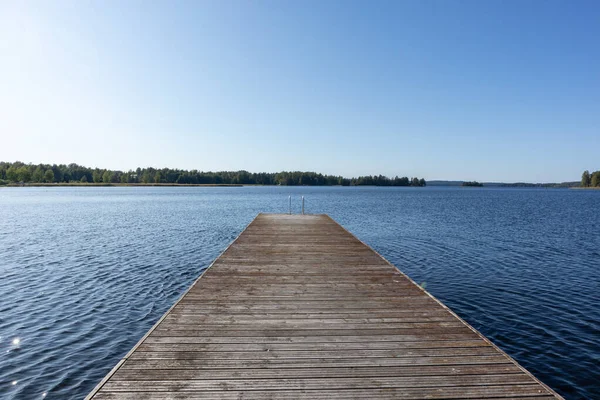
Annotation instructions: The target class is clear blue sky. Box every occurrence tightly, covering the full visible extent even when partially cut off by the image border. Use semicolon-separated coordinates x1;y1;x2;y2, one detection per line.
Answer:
1;1;598;182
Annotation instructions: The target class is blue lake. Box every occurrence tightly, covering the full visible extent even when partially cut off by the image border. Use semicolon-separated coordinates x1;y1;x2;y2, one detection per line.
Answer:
0;186;599;399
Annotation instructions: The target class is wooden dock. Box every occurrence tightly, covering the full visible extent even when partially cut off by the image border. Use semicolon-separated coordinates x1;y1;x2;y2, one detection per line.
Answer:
87;214;561;399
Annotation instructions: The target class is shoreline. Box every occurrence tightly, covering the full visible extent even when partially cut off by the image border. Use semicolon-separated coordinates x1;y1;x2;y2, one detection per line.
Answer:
1;183;244;187
0;183;425;188
1;183;595;189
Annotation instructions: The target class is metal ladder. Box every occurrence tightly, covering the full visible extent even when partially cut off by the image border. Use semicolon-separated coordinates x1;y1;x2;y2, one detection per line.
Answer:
288;196;305;215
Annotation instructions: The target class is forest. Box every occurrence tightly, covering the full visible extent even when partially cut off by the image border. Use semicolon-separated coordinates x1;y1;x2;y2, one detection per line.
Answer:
0;161;426;187
581;170;600;187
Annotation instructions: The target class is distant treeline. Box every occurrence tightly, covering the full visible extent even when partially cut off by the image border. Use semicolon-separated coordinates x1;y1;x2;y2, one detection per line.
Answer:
581;170;600;187
502;182;578;188
461;181;483;187
0;161;426;187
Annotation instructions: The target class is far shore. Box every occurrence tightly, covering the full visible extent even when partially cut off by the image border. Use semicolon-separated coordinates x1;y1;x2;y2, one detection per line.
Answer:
2;182;597;189
2;182;243;187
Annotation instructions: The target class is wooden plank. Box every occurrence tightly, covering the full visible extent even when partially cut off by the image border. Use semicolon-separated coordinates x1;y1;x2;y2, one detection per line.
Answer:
134;340;490;352
100;374;539;391
111;363;523;380
161;315;458;324
126;347;500;361
153;322;467;330
166;310;454;318
87;214;561;399
143;333;481;344
93;390;557;400
149;328;476;337
120;355;516;370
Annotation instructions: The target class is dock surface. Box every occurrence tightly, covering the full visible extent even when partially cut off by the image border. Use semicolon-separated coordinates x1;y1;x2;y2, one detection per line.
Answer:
88;214;560;399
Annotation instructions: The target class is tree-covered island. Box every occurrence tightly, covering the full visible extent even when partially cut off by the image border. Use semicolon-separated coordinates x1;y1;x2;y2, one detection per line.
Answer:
0;161;426;187
461;181;483;187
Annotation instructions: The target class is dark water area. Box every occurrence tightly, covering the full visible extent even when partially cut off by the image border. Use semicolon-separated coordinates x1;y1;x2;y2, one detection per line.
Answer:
0;186;598;399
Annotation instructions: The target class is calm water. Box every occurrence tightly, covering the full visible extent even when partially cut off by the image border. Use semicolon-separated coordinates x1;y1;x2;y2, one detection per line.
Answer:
0;187;599;399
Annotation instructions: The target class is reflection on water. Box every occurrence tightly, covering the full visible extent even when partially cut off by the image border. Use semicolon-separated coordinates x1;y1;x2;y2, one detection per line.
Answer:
0;186;598;399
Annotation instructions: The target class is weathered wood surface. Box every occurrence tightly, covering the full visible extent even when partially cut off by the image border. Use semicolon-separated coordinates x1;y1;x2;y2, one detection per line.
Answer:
88;214;560;399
